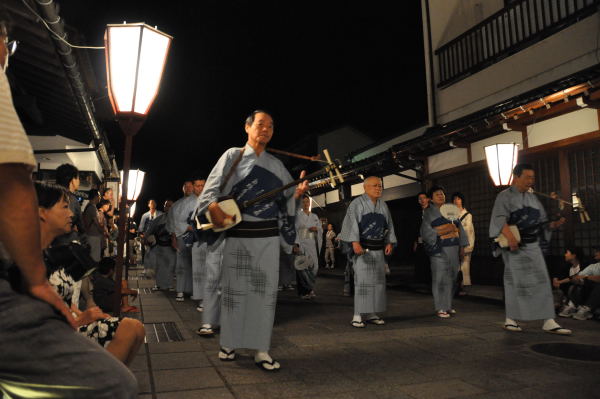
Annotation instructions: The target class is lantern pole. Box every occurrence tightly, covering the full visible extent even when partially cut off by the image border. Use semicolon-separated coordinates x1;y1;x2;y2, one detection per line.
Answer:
113;120;144;316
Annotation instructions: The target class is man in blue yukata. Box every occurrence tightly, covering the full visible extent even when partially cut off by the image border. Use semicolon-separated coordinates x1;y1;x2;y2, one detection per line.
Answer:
166;180;195;302
340;176;397;328
197;110;309;371
490;163;571;335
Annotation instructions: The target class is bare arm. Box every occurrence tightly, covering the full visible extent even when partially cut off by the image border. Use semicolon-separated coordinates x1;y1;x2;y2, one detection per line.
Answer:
0;164;77;328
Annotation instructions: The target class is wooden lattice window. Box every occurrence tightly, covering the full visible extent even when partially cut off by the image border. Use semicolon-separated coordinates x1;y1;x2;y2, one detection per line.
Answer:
569;146;600;260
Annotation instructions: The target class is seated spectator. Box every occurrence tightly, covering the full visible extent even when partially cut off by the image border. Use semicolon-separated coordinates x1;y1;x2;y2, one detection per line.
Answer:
36;182;145;366
93;257;140;313
569;247;600;321
0;10;136;394
554;246;585;317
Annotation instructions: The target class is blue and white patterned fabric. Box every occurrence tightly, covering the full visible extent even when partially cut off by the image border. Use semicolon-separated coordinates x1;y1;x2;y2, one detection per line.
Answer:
490;186;555;320
198;144;297;351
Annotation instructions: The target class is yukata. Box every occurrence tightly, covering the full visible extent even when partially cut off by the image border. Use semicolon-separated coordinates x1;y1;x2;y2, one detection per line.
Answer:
139;210;163;234
458;208;475;286
489;186;555;321
340;194;397;315
278;251;296;287
421;205;469;312
198;144;297;352
295;210;322;296
144;213;176;290
202;237;225;327
191;238;207;302
166;194;198;295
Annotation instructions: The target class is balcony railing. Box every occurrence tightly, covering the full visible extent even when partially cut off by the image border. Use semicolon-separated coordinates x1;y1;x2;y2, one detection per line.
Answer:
435;0;599;88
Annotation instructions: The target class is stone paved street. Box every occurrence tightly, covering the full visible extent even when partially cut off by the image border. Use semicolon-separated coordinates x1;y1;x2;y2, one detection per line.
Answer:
129;269;600;399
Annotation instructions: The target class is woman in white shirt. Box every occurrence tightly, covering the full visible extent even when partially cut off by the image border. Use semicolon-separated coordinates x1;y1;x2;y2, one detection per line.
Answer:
452;192;475;295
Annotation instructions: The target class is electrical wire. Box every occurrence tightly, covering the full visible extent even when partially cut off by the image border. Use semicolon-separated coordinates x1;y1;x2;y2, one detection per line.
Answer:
20;0;104;50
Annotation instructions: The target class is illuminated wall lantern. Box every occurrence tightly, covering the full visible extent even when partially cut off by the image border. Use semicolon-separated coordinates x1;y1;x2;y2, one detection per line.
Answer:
484;143;519;186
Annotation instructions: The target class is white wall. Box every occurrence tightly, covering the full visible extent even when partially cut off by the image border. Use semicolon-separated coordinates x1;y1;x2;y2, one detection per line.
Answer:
310;193;327;209
351;183;365;197
527;108;599;148
325;189;340;204
428;148;468;174
383;171;417;188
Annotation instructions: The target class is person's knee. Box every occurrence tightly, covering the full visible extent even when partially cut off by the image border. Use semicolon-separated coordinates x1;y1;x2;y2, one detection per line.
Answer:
125;318;145;342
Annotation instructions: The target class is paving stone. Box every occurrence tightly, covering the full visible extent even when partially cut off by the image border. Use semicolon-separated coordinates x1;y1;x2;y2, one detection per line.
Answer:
229;382;302;399
130;354;148;372
141;304;175;311
156;387;235;399
397;378;487;399
151;351;211;369
142;310;182;323
153;368;224;392
133;370;151;394
216;361;297;385
148;340;206;354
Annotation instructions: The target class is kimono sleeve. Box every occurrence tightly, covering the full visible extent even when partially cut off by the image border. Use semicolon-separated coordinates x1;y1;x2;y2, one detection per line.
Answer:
489;191;510;239
535;196;553;243
165;202;177;234
197;148;238;215
457;219;469;248
339;199;361;243
420;208;441;255
463;213;475;252
315;214;323;252
277;164;297;252
382;202;397;246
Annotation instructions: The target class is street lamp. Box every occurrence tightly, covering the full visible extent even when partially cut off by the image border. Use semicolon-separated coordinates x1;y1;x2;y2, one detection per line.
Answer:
106;23;172;315
484;143;519;186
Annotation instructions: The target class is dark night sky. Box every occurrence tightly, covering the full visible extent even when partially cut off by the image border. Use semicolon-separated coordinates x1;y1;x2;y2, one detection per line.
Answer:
60;1;427;219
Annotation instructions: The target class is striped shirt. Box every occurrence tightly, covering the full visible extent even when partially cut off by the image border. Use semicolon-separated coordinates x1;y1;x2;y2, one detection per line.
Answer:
0;68;35;167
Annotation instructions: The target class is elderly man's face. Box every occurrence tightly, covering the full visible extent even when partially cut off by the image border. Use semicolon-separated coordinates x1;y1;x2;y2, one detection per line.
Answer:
364;177;383;199
245;112;273;146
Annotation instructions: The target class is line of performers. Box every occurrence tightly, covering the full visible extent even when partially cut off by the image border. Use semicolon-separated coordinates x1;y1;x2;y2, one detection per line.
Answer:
143;110;571;373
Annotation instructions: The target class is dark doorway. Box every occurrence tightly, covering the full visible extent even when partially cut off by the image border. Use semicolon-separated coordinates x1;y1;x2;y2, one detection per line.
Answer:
386;196;421;266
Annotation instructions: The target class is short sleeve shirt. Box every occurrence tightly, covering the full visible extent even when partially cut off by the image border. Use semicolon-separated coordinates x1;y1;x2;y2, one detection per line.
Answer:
0;68;35;263
0;69;35;167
